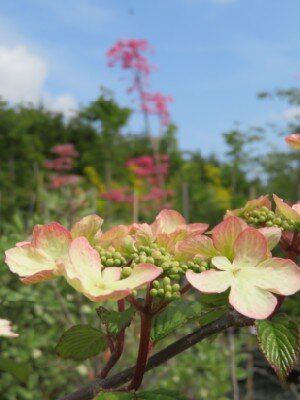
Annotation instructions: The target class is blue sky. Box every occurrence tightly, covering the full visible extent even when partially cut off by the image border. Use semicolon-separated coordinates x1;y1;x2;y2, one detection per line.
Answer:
0;0;299;155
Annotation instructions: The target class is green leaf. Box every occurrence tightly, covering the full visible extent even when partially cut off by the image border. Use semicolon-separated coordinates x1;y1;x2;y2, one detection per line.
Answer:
199;292;229;308
256;314;300;381
151;299;203;342
96;306;135;336
0;358;31;383
97;390;188;400
198;308;226;327
55;325;107;361
139;389;188;400
97;393;134;400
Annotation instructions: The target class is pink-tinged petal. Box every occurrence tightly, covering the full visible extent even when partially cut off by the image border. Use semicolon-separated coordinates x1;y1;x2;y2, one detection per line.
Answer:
85;264;162;302
285;133;300;149
233;228;267;268
229;278;277;319
258;227;282;251
16;241;31;247
151;209;186;236
273;194;300;223
99;225;129;248
0;319;18;338
293;203;300;213
71;215;103;244
85;288;132;302
67;237;102;289
5;245;57;283
226;195;271;218
186;269;232;293
134;223;154;247
212;217;247;260
186;223;209;235
32;222;71;258
102;267;122;282
177;235;219;260
240;258;300;296
111;263;162;291
212;256;233;271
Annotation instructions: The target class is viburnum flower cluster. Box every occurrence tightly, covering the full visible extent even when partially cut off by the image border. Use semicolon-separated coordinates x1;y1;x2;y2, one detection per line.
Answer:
4;206;300;319
45;143;80;189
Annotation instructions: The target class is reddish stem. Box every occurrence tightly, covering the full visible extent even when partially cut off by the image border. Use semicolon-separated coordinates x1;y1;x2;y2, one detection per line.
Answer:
128;311;153;391
100;300;126;379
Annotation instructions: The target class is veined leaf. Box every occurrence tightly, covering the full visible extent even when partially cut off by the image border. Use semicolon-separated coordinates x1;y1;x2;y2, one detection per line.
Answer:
256;314;300;381
151;299;203;342
55;325;107;361
96;306;135;336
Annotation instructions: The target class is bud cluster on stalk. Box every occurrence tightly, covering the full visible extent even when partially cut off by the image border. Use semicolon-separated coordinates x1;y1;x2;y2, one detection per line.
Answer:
243;207;298;231
97;243;210;301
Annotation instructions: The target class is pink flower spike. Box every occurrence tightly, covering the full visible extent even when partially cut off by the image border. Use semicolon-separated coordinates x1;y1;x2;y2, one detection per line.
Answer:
0;319;18;338
285;133;300;149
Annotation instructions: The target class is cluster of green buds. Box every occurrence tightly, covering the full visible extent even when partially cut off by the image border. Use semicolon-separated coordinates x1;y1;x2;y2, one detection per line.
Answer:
243;207;298;231
129;244;210;300
150;277;180;300
98;247;127;268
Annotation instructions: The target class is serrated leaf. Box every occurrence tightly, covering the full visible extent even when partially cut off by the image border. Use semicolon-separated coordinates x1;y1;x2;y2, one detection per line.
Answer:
55;325;107;361
151;299;203;342
139;389;188;399
256;314;300;381
96;306;135;336
0;358;31;383
97;393;134;400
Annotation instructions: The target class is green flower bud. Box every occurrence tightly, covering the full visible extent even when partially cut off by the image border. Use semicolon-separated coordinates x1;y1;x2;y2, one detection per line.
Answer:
172;292;181;299
157;288;165;297
106;258;115;267
163;277;171;285
169;274;180;281
172;284;180;292
150;288;158;297
121;267;132;278
146;256;155;264
153;280;160;289
165;292;173;301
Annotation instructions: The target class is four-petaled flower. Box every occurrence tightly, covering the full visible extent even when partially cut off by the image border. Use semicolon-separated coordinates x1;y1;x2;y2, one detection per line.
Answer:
5;215;162;302
186;217;300;319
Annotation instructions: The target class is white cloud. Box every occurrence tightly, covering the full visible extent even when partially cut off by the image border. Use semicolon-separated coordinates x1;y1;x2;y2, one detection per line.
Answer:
0;45;78;117
45;94;78;118
281;107;300;121
0;45;47;103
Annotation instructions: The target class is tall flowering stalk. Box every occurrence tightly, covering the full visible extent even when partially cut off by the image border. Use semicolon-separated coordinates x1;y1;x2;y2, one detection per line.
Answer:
106;39;173;210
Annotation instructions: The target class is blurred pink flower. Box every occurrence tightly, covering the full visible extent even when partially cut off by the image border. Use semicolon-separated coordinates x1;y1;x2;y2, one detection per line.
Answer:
51;144;79;158
141;92;173;126
285;133;300;149
49;174;80;189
